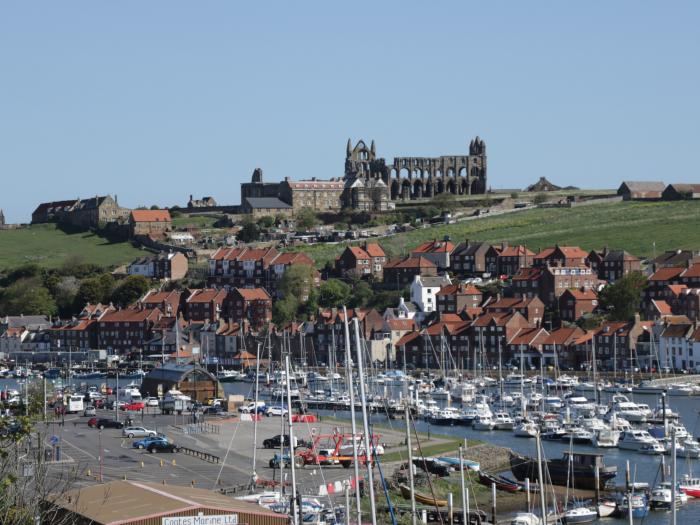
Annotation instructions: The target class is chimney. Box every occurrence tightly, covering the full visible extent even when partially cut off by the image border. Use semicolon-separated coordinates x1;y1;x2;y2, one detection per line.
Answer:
501;240;509;250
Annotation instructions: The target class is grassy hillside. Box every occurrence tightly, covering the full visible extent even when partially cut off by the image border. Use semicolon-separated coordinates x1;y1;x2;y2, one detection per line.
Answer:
0;224;149;269
293;200;700;267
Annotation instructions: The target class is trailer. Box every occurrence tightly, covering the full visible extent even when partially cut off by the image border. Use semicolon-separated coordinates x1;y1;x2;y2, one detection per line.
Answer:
294;430;381;468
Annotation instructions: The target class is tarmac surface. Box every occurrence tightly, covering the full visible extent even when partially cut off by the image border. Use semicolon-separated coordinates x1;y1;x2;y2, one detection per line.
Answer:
37;407;423;499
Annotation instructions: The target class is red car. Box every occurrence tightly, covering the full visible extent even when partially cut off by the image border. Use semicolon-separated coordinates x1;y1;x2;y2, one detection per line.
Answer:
87;417;98;427
120;402;145;411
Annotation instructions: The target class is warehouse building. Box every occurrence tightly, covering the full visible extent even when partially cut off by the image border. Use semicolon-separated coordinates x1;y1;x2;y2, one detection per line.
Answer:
45;480;287;525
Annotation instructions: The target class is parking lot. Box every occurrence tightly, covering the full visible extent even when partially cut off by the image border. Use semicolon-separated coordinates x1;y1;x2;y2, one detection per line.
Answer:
38;407;411;497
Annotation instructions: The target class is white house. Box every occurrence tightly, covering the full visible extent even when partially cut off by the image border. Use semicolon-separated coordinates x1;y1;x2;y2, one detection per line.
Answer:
410;274;452;314
383;297;418;321
657;322;700;372
0;327;29;356
169;232;195;245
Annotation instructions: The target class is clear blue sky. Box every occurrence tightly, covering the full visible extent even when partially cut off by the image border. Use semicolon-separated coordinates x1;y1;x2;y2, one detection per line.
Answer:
1;2;698;223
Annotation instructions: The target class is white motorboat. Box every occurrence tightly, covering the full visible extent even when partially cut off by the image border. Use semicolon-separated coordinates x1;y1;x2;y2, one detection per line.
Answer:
597;500;617;518
592;428;620;448
563;506;597;523
667;383;699;396
513;420;539;438
504;373;531;386
473;413;496;431
618;430;663;452
650;482;687;509
543;396;563;410
611;401;647;423
493;412;515;430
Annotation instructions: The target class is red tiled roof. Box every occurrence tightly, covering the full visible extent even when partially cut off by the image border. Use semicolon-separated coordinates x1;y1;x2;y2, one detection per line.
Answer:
348;246;370;260
436;284;482;297
499;245;535;257
364;243;386;258
681;263;700;279
509;327;547;345
667;284;688;296
387;319;416;331
412;240;455;254
595;321;630;337
396;331;421;346
563;289;597;300
544;327;583;345
187;289;227;303
691;326;700;342
52;319;95;332
512;267;543;281
652;300;672;315
130;210;171;223
271;252;314;265
471;312;513;327
649;267;684;282
100;308;161;323
534;246;588;260
384;256;436;269
235;288;271;301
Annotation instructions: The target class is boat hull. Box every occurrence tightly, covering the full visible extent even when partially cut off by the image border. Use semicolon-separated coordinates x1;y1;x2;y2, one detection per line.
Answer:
509;452;616;490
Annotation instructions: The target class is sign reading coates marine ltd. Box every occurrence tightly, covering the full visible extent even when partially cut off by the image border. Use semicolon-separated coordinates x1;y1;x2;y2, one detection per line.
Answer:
162;515;238;525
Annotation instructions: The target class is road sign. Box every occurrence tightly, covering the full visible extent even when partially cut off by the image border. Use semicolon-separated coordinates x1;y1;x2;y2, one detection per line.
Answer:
49;435;59;446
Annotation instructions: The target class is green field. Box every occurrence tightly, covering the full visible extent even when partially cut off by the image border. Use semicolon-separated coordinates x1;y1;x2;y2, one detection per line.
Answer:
171;214;223;229
292;200;700;267
0;224;149;269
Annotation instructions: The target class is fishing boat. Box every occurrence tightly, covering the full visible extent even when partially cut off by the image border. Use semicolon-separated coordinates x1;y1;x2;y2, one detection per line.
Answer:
679;475;700;498
399;484;448;507
510;451;617;490
412;457;450;477
510;512;540;525
649;481;687;509
217;369;243;382
617;493;649;519
478;471;521;493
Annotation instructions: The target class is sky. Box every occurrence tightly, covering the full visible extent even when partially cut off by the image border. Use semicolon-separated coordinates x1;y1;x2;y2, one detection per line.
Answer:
1;2;699;223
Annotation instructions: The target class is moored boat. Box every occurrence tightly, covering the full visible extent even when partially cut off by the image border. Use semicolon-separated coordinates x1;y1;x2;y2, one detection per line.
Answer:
509;451;616;490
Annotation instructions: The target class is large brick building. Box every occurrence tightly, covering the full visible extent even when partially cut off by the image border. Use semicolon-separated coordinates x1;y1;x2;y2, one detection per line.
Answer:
129;209;172;236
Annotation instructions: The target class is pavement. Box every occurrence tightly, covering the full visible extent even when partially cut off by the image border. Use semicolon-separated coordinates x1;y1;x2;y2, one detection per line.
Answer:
37;408;425;499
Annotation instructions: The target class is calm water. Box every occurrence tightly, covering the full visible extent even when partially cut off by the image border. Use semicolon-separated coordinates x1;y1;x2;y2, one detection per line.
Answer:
4;376;698;523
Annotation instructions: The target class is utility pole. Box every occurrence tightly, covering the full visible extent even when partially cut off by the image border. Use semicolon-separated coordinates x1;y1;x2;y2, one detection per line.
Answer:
342;307;362;523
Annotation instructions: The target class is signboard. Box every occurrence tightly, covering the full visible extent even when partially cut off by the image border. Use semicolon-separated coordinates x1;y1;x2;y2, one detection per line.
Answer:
49;435;60;446
162;515;238;525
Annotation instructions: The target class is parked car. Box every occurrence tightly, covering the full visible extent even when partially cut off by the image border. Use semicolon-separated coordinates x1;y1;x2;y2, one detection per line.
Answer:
147;441;179;453
133;436;168;449
144;397;160;407
265;406;288;417
122;426;157;438
263;434;298;449
90;418;124;430
83;406;96;417
203;405;224;415
238;401;266;414
120;402;145;411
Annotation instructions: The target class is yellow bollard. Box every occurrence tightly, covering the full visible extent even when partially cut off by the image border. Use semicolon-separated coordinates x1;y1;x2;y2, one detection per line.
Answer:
172;459;176;466
123;474;127;480
160;459;164;467
140;461;144;468
86;469;91;477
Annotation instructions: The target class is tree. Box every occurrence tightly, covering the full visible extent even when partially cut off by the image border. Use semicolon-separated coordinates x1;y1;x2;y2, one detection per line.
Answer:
533;193;548;205
74;273;114;307
296;208;319;231
278;264;316;301
368;289;409;312
597;271;647;321
273;296;299;326
349;280;373;308
0;278;57;316
237;217;260;243
257;215;275;229
54;276;80;317
318;279;352;308
110;275;151;307
150;204;160;210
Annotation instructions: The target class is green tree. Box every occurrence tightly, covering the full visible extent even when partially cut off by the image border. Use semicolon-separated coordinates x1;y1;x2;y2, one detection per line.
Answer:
237;217;260;243
318;279;352;307
0;278;57;316
349;280;373;308
278;264;317;300
257;215;275;229
54;276;81;317
110;275;151;307
273;296;299;326
597;271;647;321
533;193;548;205
368;289;409;312
150;204;160;210
74;273;114;307
296;208;319;231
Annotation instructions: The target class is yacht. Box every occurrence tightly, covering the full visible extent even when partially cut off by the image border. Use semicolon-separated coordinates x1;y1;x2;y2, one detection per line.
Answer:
504;373;531;386
510;512;540;525
513;420;539;438
592;428;620;448
563;506;597;523
543;395;563;410
668;383;700;396
554;374;579;388
460;402;492;424
429;407;461;426
493;412;515;430
560;424;594;444
679;475;700;498
472;413;496;431
611;401;647;423
618;430;663;452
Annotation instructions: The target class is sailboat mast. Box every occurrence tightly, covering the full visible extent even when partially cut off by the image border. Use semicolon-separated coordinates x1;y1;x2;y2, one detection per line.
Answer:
284;354;299;525
404;403;417;525
250;341;262;490
342;307;362;522
536;432;547;525
354;317;377;525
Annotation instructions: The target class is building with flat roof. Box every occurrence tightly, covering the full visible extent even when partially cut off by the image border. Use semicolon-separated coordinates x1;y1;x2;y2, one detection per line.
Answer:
45;480;287;525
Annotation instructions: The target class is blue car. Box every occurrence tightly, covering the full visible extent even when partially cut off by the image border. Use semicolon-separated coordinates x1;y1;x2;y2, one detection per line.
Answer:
133;436;168;449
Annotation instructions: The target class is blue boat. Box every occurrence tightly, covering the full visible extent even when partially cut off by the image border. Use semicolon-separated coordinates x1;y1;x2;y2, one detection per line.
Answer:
618;493;649;519
436;456;480;472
